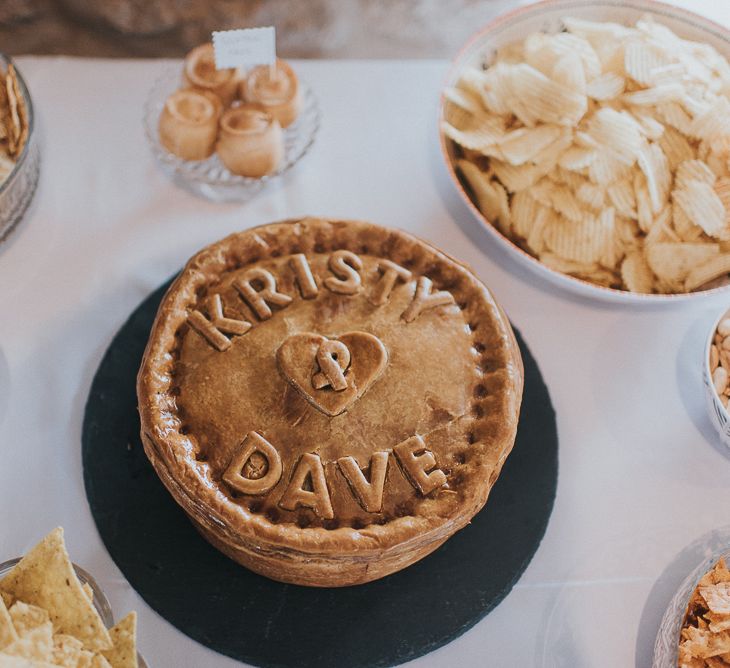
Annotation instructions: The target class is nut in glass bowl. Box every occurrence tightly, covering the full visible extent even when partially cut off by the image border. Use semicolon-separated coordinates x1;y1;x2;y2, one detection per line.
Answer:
704;308;730;449
0;557;148;667
144;66;320;202
0;54;40;244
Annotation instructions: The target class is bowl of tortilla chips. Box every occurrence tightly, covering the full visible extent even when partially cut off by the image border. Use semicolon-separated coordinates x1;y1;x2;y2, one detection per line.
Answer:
0;527;145;667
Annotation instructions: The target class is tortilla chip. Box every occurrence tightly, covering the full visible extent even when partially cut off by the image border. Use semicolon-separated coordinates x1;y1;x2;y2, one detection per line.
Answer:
1;624;53;662
0;656;61;668
0;529;111;652
0;598;18;652
101;613;136;668
8;604;49;639
76;651;94;668
51;634;83;668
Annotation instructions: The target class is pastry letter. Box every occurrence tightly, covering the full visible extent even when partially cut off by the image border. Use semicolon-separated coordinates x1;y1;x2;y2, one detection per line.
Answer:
279;453;334;520
337;452;389;512
393;435;446;496
223;432;283;496
370;260;411;306
290;253;318;299
234;268;293;320
188;294;252;351
401;276;455;323
324;250;363;295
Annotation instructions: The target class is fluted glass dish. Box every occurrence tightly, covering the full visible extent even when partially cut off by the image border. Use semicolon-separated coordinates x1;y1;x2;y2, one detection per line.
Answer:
144;66;320;202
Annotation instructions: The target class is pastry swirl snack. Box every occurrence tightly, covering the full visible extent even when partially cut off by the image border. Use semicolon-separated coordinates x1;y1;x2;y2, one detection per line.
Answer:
216;106;284;177
184;43;241;107
137;218;523;586
240;59;302;129
158;89;219;161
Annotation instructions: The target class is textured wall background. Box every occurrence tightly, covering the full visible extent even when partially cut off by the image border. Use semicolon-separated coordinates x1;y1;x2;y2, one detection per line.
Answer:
0;0;518;58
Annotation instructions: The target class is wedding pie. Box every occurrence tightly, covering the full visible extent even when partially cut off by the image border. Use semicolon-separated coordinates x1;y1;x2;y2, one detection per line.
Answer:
137;218;523;586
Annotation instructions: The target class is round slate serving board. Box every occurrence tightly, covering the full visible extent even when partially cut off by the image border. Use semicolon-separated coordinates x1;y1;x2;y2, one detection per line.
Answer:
82;279;558;668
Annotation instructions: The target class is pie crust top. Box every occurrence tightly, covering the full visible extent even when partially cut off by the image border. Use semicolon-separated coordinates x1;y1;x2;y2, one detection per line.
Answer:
137;218;523;556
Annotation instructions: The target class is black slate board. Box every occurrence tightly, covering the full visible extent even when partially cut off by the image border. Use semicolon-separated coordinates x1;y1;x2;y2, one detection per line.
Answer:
82;279;558;668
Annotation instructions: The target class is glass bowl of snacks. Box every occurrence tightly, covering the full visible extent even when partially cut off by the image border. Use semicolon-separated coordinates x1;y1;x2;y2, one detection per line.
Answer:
704;307;730;447
0;528;146;667
144;43;320;202
654;543;730;667
0;54;40;244
439;0;730;302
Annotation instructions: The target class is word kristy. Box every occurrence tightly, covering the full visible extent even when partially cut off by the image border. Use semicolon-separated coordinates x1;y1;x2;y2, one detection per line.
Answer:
187;250;456;351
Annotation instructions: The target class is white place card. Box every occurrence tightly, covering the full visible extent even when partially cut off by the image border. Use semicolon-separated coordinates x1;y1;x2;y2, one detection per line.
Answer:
212;27;276;69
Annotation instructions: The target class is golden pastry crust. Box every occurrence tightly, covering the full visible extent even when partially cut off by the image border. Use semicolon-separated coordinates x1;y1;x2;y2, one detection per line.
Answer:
137;218;523;586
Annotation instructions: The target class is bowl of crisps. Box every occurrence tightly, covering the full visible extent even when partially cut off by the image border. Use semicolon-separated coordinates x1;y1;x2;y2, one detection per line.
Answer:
0;528;146;667
0;54;39;244
440;0;730;302
654;545;730;667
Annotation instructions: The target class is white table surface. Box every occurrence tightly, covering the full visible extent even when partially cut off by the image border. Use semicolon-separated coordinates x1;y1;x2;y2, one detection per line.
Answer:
4;4;730;665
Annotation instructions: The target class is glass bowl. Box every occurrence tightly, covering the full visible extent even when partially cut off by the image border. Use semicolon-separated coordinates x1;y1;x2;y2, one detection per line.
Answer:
143;66;320;202
439;0;730;304
0;54;40;244
0;558;148;667
654;540;730;667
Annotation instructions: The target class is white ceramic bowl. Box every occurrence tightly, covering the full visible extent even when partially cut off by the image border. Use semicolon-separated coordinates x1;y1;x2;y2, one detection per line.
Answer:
703;306;730;448
439;0;730;304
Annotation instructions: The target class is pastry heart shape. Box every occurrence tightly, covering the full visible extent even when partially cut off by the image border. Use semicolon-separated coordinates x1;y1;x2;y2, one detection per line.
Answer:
277;331;388;417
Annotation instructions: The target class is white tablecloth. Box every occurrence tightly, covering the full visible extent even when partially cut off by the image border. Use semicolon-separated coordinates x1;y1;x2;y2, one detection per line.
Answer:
4;5;730;664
